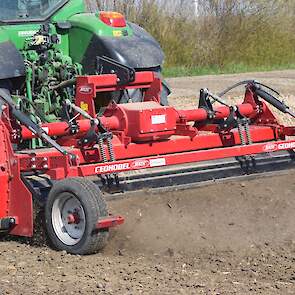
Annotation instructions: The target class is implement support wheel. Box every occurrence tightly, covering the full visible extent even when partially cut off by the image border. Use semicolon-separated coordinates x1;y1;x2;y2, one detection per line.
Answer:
45;178;109;255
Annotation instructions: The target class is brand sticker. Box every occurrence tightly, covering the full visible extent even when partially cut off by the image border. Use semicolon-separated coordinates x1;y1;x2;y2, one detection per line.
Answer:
277;142;295;150
95;163;130;174
130;160;150;169
18;30;37;37
79;86;93;94
263;143;277;152
94;157;167;174
263;141;295;152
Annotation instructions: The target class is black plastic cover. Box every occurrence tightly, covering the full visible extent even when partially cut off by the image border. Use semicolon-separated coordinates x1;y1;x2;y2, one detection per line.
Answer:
0;41;25;80
82;23;165;74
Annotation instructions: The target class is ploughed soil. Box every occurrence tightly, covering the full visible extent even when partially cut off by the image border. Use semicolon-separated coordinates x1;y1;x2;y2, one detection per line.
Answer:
1;70;295;294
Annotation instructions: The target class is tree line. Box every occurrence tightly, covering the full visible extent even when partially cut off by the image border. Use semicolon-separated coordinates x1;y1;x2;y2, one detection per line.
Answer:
86;0;295;71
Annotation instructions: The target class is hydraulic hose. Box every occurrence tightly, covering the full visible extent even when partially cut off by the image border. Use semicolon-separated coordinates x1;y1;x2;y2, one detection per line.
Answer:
254;87;295;118
49;78;76;91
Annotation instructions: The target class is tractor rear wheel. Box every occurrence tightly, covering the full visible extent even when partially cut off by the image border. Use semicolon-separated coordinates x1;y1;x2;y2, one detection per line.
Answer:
45;178;109;255
108;81;170;105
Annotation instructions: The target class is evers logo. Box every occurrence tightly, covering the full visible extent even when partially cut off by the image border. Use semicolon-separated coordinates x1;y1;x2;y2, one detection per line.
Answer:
263;143;277;152
130;160;150;169
79;86;93;94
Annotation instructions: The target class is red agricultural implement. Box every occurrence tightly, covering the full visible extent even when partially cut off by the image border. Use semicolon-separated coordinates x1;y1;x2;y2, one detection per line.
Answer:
1;71;295;254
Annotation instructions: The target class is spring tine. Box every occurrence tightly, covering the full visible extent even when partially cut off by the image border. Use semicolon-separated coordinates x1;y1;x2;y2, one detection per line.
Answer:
98;137;107;163
244;120;253;145
106;136;116;162
237;120;246;146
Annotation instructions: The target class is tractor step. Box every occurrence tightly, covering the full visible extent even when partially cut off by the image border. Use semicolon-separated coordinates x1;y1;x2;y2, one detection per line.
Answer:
96;215;125;229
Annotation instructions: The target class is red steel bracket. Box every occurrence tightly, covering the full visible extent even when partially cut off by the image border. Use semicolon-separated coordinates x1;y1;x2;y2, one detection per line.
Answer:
96;215;125;229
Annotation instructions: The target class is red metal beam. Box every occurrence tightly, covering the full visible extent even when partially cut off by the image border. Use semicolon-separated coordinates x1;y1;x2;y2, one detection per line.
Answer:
20;102;257;141
16;125;281;178
76;138;295;177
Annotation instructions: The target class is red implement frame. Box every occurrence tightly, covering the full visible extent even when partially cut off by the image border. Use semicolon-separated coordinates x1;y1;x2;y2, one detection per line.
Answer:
1;71;295;237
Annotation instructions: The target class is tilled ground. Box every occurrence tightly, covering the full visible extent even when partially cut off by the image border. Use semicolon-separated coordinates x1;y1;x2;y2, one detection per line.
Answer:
2;70;295;294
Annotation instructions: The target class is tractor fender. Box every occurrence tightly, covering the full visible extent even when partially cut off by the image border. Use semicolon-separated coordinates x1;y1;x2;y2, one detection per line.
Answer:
81;22;165;74
0;41;25;80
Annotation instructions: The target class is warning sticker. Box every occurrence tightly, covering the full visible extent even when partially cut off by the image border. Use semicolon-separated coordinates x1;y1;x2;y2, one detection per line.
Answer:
149;158;166;167
151;115;166;125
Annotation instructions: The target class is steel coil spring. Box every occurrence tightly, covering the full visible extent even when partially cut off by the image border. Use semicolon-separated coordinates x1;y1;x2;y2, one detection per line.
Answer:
98;137;108;163
237;120;246;145
244;120;253;145
106;136;116;162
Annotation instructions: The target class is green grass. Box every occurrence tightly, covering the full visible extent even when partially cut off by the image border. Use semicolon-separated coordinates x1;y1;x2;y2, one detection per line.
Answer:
163;63;295;78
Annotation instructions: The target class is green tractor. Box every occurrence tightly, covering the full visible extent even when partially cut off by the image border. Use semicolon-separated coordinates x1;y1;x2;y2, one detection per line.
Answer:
0;0;170;148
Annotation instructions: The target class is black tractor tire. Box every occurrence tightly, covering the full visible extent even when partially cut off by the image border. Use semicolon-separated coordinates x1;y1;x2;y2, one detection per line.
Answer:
0;79;12;91
45;178;109;255
160;80;170;106
0;231;7;238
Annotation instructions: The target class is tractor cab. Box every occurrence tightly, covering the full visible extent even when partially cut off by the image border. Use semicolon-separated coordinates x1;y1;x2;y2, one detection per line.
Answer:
0;0;67;22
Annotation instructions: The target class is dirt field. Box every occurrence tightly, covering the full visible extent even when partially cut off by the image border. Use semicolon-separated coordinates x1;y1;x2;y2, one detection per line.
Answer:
2;70;295;294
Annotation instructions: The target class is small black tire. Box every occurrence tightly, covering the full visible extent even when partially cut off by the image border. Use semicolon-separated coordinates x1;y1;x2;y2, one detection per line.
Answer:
45;178;109;255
